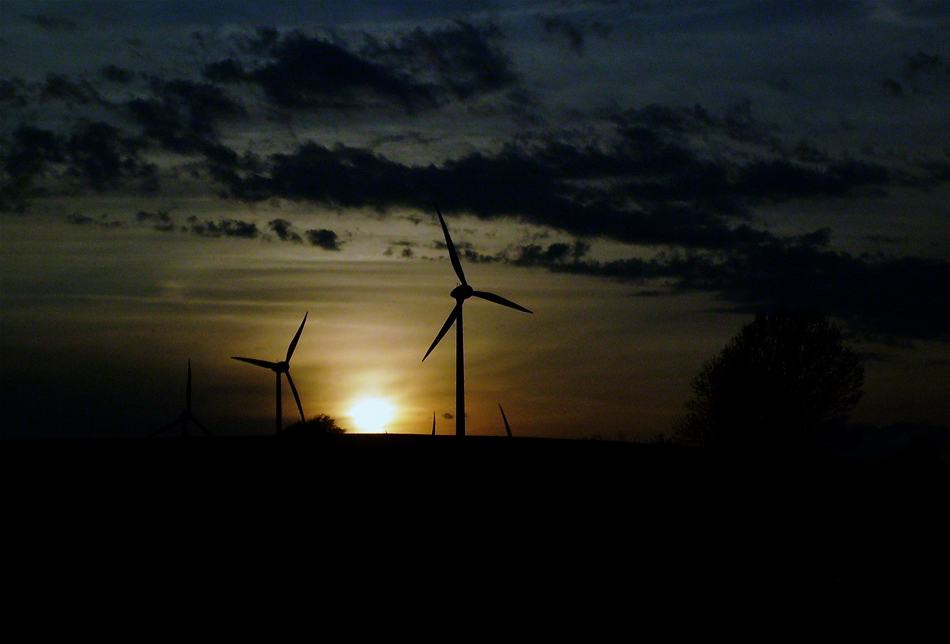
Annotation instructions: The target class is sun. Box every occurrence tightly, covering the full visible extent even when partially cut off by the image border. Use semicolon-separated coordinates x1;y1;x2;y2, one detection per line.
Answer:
348;398;395;433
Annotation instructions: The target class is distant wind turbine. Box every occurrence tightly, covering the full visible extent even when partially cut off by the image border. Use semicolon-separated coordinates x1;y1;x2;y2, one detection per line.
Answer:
232;312;308;435
499;403;513;438
422;205;532;436
150;360;212;438
432;412;436;436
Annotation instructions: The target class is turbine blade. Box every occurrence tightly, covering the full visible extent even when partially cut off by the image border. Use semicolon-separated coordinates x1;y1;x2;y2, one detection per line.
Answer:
423;304;460;361
286;312;308;363
232;357;279;370
286;372;305;423
499;403;512;438
472;290;532;314
432;412;436;436
192;417;213;437
435;204;467;286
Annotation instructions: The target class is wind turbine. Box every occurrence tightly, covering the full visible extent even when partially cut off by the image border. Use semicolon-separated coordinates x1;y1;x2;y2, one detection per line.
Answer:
431;412;436;436
499;403;513;438
232;312;308;435
150;360;212;438
422;206;532;436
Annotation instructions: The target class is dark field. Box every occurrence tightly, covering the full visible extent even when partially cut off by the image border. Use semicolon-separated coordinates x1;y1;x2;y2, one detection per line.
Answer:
2;435;945;622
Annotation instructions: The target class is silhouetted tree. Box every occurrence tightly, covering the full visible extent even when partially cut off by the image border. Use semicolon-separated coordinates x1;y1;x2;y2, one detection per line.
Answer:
283;414;346;436
676;311;864;454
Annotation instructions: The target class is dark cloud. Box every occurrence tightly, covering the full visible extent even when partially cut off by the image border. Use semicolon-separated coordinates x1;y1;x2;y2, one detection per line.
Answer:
361;21;519;102
305;228;342;250
879;78;904;97
540;16;614;55
508;239;949;342
900;51;950;96
510;240;587;267
65;120;155;192
206;22;520;113
384;240;416;258
133;211;317;244
903;51;947;76
0;77;31;109
1;120;155;210
0;125;62;212
268;218;303;243
735;158;888;201
135;210;175;232
542;17;586;54
1;120;156;198
100;65;136;84
126;79;244;155
919;160;950;182
220;103;894;252
25;15;78;32
185;216;259;238
258;33;433;110
710;246;949;342
865;234;904;246
205;30;434;112
202;58;246;84
39;74;99;106
67;213;123;228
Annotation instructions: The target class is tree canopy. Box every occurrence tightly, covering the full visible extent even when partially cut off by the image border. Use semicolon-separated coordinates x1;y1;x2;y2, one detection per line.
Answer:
677;311;864;454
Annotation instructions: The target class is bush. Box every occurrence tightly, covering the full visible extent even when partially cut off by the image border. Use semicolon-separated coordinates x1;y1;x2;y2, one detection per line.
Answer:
283;414;346;436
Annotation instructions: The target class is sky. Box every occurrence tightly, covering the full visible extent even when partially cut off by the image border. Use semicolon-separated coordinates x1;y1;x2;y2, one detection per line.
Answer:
1;0;947;446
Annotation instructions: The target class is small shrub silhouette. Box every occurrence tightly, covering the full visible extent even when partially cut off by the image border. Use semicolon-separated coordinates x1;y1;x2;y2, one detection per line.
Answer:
283;414;346;436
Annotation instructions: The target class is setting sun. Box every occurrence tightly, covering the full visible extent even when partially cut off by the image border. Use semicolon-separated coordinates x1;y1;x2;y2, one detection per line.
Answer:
348;398;395;433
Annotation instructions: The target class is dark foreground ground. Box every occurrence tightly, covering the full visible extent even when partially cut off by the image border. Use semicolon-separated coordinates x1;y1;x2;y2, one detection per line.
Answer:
2;435;946;629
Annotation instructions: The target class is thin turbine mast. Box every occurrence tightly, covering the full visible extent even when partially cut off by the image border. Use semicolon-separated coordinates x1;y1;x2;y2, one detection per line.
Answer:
150;359;212;438
232;312;308;435
422;205;532;436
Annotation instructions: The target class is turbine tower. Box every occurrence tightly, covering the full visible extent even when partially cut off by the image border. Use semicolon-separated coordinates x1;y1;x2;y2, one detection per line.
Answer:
151;359;212;438
423;206;532;436
232;312;308;435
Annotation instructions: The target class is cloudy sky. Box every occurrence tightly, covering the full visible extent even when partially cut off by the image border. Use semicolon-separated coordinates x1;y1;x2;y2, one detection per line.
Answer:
1;0;947;443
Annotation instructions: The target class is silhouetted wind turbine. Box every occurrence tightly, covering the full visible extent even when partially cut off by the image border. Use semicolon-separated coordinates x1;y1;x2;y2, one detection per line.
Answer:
499;403;513;438
422;206;532;436
150;360;212;438
431;412;436;436
232;312;308;435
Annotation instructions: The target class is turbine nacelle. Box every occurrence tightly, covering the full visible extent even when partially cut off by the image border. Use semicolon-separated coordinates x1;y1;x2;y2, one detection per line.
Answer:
451;284;474;301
